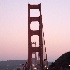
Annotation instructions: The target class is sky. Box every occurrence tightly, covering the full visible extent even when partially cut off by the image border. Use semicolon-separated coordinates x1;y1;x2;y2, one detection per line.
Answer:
0;0;70;62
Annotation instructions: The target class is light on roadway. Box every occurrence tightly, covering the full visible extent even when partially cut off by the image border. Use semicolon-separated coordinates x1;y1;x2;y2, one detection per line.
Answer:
47;67;48;69
45;65;46;68
33;67;37;70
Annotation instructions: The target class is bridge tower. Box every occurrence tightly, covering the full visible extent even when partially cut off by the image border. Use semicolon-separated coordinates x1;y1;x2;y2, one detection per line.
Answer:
28;3;43;68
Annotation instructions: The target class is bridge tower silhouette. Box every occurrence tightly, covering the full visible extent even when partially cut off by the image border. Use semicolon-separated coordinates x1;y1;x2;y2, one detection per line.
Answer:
28;3;47;69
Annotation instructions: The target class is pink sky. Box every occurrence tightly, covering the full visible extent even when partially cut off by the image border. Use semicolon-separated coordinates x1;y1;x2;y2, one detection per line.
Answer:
0;0;70;62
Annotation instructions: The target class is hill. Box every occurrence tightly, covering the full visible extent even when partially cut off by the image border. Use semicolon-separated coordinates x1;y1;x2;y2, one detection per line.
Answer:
49;51;70;70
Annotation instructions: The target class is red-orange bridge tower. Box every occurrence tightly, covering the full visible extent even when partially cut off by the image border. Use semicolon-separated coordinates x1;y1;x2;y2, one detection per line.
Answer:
28;3;47;69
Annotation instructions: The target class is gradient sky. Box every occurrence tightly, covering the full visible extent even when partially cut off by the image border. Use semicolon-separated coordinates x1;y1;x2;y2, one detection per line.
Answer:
0;0;70;62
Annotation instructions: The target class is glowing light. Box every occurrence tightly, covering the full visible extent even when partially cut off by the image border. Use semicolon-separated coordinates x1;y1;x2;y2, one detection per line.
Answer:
33;67;37;70
69;65;70;66
45;65;46;68
32;64;35;67
47;67;48;69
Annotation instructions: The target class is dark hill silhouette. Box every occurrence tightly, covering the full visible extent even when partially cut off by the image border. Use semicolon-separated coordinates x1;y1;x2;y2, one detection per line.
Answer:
49;51;70;70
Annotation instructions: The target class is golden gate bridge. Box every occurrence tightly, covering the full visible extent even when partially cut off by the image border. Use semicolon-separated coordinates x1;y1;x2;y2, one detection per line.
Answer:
17;3;48;70
27;3;48;70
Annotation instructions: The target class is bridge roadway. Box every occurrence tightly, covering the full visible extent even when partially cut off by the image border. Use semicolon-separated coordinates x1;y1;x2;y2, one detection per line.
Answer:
35;64;42;70
31;64;48;70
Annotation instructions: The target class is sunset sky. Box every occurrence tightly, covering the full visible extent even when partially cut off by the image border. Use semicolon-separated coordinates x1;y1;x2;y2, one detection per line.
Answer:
0;0;70;62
